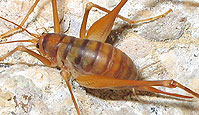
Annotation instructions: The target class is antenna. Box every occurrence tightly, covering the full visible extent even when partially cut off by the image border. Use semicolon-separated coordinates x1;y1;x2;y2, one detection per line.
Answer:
0;16;40;39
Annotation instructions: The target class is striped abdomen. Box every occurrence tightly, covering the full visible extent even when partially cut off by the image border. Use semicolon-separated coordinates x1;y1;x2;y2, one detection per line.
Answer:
40;33;138;80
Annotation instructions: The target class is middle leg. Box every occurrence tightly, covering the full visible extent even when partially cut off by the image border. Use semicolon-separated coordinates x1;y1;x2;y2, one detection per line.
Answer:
80;0;172;42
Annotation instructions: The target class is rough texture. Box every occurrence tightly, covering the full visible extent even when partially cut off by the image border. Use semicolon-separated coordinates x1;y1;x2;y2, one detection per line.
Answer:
0;0;199;115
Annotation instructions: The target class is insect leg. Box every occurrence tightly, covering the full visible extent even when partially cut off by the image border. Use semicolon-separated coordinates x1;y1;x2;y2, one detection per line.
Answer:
76;75;199;98
128;9;172;24
132;88;146;103
82;2;172;25
135;86;193;99
51;0;61;33
80;0;128;42
0;0;41;39
80;0;172;42
0;45;52;66
60;70;80;115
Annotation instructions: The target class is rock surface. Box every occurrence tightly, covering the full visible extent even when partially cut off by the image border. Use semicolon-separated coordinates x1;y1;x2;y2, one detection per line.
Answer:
0;0;199;115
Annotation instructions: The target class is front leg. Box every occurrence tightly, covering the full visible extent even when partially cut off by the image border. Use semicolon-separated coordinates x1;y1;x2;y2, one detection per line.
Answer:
0;0;41;39
0;45;52;67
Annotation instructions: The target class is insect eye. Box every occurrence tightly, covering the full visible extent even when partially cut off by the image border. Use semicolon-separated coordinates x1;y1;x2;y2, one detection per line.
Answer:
36;43;39;48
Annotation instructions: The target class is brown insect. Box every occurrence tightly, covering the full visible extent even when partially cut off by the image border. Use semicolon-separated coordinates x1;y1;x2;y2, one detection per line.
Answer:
0;0;198;114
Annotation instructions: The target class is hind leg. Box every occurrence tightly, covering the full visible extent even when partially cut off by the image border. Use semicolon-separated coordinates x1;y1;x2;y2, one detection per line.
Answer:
76;75;199;98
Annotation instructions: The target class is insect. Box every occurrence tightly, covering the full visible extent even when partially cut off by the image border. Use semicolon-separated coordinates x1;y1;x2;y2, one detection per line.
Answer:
0;0;199;114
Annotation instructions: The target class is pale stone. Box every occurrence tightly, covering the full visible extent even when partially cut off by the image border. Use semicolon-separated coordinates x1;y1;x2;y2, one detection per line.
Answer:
0;0;199;115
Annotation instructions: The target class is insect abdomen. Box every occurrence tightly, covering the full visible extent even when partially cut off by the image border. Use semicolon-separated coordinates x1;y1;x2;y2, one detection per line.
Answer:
42;33;138;80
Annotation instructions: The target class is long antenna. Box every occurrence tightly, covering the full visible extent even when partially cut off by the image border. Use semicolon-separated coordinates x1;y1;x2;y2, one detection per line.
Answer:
0;40;38;44
0;16;40;39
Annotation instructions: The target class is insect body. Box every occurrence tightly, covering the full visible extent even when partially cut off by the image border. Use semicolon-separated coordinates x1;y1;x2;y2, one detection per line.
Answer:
0;0;199;115
39;33;137;81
